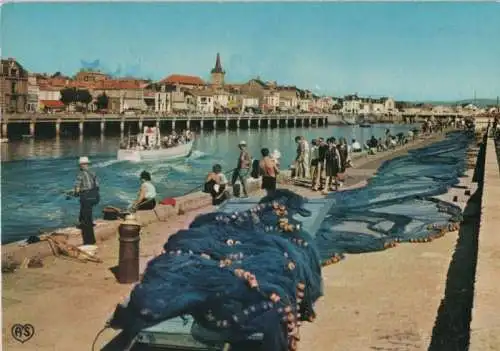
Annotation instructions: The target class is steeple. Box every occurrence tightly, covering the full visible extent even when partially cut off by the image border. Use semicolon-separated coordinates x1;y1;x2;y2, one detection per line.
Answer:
211;53;224;74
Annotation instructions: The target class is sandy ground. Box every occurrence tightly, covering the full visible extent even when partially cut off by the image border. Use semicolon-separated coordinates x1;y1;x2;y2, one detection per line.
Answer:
2;132;469;351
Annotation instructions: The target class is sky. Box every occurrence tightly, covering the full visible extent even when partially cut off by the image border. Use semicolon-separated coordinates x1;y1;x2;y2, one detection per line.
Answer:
1;2;499;101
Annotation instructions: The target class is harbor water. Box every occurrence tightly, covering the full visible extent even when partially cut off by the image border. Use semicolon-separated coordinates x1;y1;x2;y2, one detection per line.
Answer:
1;124;415;244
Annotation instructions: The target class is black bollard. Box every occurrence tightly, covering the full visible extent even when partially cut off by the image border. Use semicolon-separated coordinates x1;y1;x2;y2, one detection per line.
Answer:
118;215;141;284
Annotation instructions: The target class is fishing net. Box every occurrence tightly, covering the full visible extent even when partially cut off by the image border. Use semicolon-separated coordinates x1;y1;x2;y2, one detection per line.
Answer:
110;131;473;351
316;131;470;263
110;189;322;351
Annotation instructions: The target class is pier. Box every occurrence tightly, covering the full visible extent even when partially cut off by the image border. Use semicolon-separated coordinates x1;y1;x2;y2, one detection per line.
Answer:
1;113;334;139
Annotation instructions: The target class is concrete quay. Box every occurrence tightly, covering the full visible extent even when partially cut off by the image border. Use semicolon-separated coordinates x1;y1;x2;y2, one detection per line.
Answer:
469;136;500;351
2;131;467;351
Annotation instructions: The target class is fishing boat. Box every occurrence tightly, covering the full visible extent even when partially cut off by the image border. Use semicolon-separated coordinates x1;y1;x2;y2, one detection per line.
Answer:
117;126;194;162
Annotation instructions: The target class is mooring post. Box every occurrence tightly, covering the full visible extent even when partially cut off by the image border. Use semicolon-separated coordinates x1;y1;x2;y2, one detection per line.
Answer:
2;123;8;139
55;119;61;136
117;214;141;284
120;119;125;138
29;120;35;137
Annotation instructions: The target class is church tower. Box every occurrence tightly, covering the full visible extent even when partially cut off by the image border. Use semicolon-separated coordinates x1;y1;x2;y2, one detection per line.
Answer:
210;53;225;88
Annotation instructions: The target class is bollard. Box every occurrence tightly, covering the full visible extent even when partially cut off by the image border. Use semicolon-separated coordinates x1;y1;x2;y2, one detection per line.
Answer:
118;214;141;284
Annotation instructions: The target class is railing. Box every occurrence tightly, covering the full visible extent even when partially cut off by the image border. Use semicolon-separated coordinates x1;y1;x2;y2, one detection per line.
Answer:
2;113;333;123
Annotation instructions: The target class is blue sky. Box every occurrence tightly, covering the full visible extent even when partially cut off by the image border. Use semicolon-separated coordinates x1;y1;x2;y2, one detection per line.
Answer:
1;2;499;101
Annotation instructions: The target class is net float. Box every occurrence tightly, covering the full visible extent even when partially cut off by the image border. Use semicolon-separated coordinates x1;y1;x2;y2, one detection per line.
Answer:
288;261;296;270
297;282;305;290
270;293;280;303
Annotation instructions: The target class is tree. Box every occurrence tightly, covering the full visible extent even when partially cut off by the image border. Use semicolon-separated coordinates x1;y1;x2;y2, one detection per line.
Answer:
60;87;77;108
96;93;109;110
76;89;93;111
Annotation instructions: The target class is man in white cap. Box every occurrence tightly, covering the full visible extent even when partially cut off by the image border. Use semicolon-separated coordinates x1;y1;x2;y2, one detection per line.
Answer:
231;140;251;197
73;156;100;245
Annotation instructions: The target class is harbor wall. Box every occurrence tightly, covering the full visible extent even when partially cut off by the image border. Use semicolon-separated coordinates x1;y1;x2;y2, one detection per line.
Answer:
469;136;500;350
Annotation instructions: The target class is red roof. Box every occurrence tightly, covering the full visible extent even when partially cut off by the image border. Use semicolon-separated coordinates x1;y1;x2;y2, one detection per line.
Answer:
160;74;205;86
93;79;143;90
40;100;65;109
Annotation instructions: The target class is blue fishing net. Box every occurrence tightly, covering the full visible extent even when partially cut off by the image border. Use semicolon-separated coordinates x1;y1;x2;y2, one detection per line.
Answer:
110;131;472;351
316;131;469;263
110;189;322;351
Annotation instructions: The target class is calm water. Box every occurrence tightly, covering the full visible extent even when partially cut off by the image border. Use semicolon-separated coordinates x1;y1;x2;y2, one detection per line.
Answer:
1;124;416;244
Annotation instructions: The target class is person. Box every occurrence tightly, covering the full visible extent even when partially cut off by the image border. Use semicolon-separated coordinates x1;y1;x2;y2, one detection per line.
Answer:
337;138;349;187
231;141;251;198
309;139;319;188
271;149;281;169
313;137;328;191
302;137;310;178
294;136;307;179
351;139;362;153
205;164;229;205
73;156;100;246
132;171;157;211
323;138;341;194
259;148;279;195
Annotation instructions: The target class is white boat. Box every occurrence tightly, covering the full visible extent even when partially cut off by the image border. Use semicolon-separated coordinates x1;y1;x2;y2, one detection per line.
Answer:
117;126;194;162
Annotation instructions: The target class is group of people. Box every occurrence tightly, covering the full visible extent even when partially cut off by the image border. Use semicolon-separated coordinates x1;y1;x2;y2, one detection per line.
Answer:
72;156;158;246
294;136;349;194
204;140;281;205
161;130;193;148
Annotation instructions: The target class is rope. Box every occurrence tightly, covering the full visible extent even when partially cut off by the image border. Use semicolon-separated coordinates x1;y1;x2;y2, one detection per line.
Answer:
91;325;110;351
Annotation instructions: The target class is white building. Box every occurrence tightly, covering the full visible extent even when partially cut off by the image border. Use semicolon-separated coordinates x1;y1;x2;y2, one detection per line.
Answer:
242;96;259;110
342;95;361;114
264;92;280;111
298;99;310;112
155;92;170;113
195;91;214;113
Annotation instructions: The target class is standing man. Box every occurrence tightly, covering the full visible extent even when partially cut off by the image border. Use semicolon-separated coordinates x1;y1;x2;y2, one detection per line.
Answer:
309;139;319;189
74;156;100;245
232;141;251;198
313;137;328;191
294;136;306;179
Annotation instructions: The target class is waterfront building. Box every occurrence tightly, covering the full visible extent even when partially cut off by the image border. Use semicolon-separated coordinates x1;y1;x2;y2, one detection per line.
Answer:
154;92;170;113
75;70;110;83
278;86;299;111
192;90;215;114
210;53;225;88
92;79;147;113
160;74;206;91
342;94;362;114
0;58;28;113
27;73;39;112
298;98;310;112
37;81;62;111
242;96;259;111
263;91;280;113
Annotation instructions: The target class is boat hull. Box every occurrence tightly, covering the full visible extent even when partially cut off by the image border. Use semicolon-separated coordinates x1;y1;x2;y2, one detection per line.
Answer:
117;141;194;162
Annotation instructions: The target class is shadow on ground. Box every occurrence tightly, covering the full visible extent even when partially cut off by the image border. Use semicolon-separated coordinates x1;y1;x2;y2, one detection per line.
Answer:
428;136;486;351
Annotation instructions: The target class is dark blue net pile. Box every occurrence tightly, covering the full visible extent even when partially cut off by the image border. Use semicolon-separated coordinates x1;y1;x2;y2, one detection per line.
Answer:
110;189;323;351
316;131;471;263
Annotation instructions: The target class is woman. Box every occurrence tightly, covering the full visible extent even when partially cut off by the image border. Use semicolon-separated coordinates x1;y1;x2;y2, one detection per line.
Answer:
323;138;341;194
204;164;229;206
259;148;279;194
132;171;157;211
337;137;349;186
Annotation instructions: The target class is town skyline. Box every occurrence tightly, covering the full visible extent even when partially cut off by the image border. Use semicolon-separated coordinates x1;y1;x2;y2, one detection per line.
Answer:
2;2;499;101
